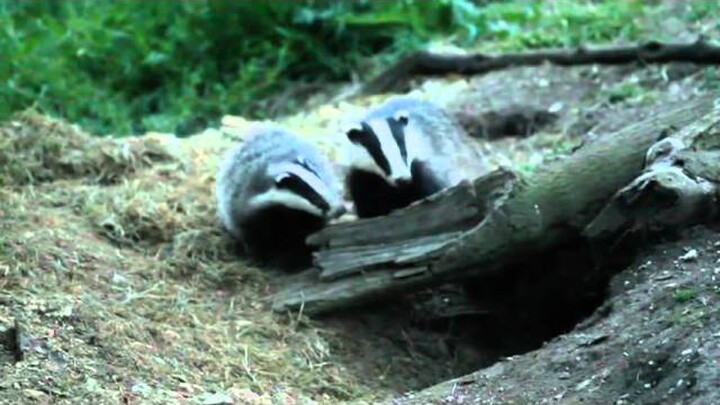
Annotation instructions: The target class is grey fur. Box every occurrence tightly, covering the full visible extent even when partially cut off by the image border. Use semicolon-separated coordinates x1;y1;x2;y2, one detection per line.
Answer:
342;95;487;217
216;123;345;243
362;95;486;186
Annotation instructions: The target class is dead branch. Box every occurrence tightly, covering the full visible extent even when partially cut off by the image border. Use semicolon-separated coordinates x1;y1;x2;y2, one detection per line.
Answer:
360;37;720;95
585;133;720;238
270;92;720;315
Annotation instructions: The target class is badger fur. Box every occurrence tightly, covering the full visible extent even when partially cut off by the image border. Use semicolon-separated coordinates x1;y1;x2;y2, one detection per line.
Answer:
340;95;486;218
216;123;346;270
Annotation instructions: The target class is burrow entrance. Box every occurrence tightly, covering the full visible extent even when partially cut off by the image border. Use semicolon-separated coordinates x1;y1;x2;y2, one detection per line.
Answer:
309;230;657;394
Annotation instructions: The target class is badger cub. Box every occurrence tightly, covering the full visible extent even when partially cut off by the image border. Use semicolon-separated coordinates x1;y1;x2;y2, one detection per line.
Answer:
341;96;485;218
216;123;346;270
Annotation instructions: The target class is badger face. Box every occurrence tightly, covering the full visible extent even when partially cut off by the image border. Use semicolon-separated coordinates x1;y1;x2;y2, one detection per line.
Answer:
342;111;414;186
249;158;345;219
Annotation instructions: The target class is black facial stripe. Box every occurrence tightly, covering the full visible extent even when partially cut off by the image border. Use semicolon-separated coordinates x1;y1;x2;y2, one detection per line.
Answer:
294;157;321;178
276;174;331;213
348;123;392;176
388;117;408;163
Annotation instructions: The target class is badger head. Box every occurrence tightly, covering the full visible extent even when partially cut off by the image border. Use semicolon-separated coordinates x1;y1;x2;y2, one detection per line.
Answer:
341;109;417;186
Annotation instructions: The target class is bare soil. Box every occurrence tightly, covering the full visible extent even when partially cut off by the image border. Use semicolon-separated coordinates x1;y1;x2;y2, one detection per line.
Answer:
2;5;720;404
384;224;720;405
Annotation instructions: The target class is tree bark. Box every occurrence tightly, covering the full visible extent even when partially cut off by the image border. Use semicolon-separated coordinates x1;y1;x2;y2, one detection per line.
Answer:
360;37;720;95
270;92;720;315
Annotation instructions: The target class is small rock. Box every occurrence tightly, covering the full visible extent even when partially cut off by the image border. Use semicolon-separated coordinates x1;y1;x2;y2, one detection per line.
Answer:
23;389;48;400
549;102;564;113
575;378;592;391
130;382;151;395
200;392;234;405
679;249;698;262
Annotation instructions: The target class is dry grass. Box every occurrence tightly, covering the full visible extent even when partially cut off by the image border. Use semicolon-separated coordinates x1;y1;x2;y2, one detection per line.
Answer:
0;109;477;405
0;110;185;187
0;112;349;405
0;82;582;404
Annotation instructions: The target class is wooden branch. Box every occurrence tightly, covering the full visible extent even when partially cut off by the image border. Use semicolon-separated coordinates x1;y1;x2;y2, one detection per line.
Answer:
270;92;720;315
360;37;720;95
585;136;720;238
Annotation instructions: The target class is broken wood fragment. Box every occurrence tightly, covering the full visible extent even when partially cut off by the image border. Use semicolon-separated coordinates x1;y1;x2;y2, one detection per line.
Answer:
307;179;483;249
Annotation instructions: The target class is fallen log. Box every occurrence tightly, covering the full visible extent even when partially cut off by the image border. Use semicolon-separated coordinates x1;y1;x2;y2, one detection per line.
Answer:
359;37;720;95
271;92;720;315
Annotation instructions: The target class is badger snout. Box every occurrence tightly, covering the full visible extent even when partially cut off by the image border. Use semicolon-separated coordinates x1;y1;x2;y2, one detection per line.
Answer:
392;176;413;188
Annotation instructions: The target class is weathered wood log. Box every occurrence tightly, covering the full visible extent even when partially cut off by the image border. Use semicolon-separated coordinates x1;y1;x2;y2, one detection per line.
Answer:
270;92;720;315
585;132;720;238
360;37;720;95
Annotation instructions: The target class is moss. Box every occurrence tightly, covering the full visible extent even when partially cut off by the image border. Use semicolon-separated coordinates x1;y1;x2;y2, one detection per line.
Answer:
673;288;698;303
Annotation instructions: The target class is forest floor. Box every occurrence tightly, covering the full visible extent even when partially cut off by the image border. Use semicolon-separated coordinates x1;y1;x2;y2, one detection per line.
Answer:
1;3;720;405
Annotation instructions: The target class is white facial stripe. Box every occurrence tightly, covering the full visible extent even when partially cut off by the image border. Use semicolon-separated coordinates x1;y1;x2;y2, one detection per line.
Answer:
274;172;290;182
345;142;386;176
367;118;412;182
248;189;324;216
267;160;341;212
403;120;429;167
283;162;336;205
342;123;386;177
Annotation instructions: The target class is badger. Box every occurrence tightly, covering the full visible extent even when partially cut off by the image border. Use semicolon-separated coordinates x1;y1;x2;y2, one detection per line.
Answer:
215;123;346;270
340;95;486;218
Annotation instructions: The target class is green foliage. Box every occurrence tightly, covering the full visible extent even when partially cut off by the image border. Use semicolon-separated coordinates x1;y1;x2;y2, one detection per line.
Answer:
682;1;720;23
1;0;651;137
605;83;646;104
700;67;720;90
673;288;697;303
473;0;645;50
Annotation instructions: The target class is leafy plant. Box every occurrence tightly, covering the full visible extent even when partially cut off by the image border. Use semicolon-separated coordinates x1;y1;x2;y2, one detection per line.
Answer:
0;0;655;137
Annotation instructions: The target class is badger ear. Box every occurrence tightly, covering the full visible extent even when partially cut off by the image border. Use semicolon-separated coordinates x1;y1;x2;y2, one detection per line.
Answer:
393;110;410;126
343;122;365;143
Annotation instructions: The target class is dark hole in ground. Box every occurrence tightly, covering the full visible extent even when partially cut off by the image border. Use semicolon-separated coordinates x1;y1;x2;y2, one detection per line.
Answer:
315;229;659;392
0;322;26;364
455;104;559;140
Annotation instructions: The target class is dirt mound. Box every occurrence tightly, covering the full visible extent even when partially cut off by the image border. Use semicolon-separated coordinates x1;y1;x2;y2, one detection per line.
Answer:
387;225;719;405
0;111;186;187
0;109;484;405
